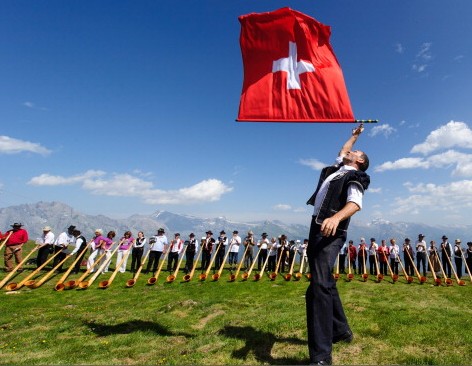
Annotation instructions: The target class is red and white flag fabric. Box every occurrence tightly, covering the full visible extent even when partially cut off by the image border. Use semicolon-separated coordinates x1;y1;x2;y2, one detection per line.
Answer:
237;7;355;122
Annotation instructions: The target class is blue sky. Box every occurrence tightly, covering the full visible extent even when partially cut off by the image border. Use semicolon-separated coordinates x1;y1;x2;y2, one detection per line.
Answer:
1;0;472;227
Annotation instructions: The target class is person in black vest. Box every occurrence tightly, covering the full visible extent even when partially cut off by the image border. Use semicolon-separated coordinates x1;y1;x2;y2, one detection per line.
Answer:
184;233;198;273
440;235;453;278
69;229;87;274
305;124;370;365
466;242;472;277
130;231;146;273
453;239;463;279
403;239;415;277
215;230;227;270
200;231;215;271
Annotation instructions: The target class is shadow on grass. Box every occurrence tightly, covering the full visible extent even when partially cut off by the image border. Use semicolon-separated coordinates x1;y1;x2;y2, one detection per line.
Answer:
218;325;307;365
85;320;193;339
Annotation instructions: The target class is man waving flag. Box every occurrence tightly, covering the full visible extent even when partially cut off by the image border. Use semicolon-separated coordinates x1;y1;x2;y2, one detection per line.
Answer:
237;7;354;122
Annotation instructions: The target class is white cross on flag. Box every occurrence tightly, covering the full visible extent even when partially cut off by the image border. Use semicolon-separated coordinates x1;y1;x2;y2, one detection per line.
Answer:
237;7;355;122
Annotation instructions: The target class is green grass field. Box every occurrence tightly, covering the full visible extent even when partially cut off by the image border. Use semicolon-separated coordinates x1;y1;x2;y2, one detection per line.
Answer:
1;247;471;365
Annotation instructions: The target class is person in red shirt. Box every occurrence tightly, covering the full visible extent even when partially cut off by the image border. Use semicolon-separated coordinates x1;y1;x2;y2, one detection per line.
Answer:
2;223;29;272
378;240;390;276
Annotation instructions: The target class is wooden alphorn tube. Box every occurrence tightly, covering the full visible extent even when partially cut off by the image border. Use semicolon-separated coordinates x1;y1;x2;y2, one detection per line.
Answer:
347;251;354;281
213;243;232;281
436;249;453;286
147;249;169;285
126;247;151;288
55;241;92;291
229;244;250;282
243;248;260;281
0;232;13;253
333;253;340;281
283;249;296;281
255;250;271;281
78;245;119;289
31;254;72;288
99;244;133;289
426;251;442;286
373;250;383;282
183;245;203;282
166;245;188;283
66;250;107;289
200;241;223;281
362;250;369;282
395;252;413;283
443;248;465;286
5;248;62;291
459;248;472;283
0;244;39;289
404;247;426;283
381;249;397;283
269;248;285;281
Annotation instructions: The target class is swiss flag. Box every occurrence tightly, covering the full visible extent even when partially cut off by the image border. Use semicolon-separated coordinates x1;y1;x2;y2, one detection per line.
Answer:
237;7;354;122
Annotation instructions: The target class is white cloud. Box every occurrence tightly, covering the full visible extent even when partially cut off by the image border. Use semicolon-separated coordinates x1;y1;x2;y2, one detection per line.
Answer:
299;158;326;170
411;121;472;155
368;187;382;193
395;43;404;54
273;204;292;211
375;157;429;172
28;171;232;205
23;101;35;108
0;135;51;156
412;42;432;74
368;124;396;138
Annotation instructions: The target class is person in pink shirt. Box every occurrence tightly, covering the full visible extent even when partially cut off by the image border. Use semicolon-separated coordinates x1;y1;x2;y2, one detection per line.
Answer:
116;231;134;273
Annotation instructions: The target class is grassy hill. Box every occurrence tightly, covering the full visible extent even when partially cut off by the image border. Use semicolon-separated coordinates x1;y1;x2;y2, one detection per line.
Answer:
1;245;471;365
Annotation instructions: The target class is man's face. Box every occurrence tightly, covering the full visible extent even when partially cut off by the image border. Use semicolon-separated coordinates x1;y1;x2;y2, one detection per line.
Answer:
343;150;364;166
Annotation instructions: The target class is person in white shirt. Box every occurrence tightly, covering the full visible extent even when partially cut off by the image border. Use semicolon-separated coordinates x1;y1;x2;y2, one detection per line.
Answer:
145;228;168;274
167;233;184;272
415;234;427;277
53;225;76;272
36;226;55;268
368;238;378;275
268;237;278;272
257;233;269;270
228;230;241;271
388;238;400;275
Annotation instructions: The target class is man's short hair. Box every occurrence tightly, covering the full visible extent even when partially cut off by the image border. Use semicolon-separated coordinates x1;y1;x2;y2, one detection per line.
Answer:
359;152;369;172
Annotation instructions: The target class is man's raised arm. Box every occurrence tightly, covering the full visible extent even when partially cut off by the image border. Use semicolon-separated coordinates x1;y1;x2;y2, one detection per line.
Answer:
339;123;364;157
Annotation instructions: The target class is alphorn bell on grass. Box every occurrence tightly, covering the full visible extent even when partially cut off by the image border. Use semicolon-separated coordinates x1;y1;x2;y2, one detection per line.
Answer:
183;244;203;282
242;247;261;281
213;243;233;281
254;250;270;281
29;254;72;289
443;246;466;286
200;241;223;281
269;248;286;281
147;249;169;285
229;243;250;282
98;244;134;289
347;250;354;281
5;248;63;291
295;252;307;281
373;250;383;282
426;251;442;286
55;241;92;291
436;250;453;286
167;245;188;283
78;244;119;289
66;250;107;289
395;252;413;284
404;247;426;284
283;249;297;281
0;244;40;290
361;251;369;282
0;232;13;253
126;247;151;288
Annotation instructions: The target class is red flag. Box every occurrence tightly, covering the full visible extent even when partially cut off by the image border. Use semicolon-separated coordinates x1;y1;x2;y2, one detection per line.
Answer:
237;7;354;122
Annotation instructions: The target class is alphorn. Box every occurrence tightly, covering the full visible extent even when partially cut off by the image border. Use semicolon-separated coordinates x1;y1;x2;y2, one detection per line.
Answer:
66;250;107;289
283;250;297;281
212;243;233;281
243;248;261;281
426;251;442;286
199;241;223;281
333;253;340;281
381;249;398;283
166;245;188;283
347;251;354;281
395;252;413;283
78;245;119;289
55;241;92;291
99;244;134;289
0;244;40;289
443;248;465;286
30;254;72;288
5;248;62;291
254;251;270;281
183;244;203;282
269;248;286;281
459;248;472;283
361;251;369;282
404;248;426;284
126;247;151;287
229;244;250;282
373;250;383;282
147;249;169;285
436;249;453;286
0;232;13;253
294;252;307;281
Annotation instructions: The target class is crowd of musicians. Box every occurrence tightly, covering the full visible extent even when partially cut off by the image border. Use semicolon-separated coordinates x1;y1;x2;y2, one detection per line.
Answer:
2;223;472;283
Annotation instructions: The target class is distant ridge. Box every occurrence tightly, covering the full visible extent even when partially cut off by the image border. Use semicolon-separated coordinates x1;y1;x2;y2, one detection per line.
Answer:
0;201;470;243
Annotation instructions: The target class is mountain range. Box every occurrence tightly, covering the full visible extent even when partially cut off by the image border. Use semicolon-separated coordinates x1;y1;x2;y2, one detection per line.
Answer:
1;201;471;244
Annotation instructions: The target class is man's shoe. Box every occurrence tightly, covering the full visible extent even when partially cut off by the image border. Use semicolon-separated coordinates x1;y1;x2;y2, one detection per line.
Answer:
310;356;332;365
333;329;353;344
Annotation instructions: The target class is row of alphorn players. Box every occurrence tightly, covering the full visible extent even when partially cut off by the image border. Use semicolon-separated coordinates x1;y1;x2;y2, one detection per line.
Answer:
0;227;311;291
2;227;472;290
336;236;472;285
